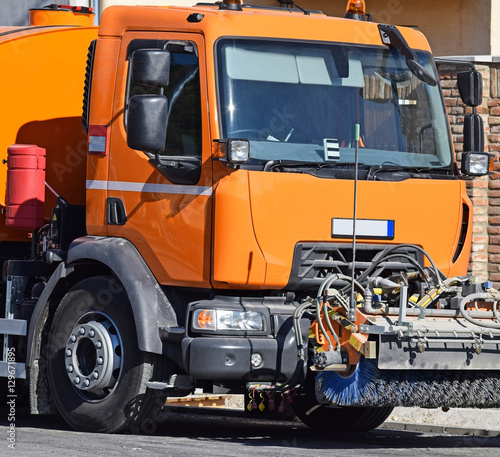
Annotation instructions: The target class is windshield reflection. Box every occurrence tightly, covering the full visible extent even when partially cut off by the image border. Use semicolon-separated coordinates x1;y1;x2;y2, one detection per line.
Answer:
217;39;452;170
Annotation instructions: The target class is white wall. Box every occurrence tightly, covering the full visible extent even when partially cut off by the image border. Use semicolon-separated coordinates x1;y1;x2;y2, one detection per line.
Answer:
0;0;48;26
491;0;500;56
255;0;494;57
2;0;498;57
70;0;93;5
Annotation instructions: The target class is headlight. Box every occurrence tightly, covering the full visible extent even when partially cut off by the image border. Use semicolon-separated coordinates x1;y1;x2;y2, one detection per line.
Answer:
214;139;250;165
192;309;266;332
226;139;250;164
462;151;492;176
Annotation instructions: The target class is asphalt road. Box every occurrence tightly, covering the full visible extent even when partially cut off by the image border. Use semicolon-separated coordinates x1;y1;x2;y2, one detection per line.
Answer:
1;407;499;456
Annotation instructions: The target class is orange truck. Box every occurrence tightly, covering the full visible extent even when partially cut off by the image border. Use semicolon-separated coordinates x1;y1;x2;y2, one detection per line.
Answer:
1;1;499;434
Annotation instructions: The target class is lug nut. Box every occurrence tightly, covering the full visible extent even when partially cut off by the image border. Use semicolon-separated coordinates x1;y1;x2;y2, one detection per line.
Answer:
93;372;99;379
84;379;90;387
96;341;102;349
97;357;104;365
67;365;74;373
74;376;81;385
70;335;76;343
89;330;95;338
79;327;85;335
66;349;72;357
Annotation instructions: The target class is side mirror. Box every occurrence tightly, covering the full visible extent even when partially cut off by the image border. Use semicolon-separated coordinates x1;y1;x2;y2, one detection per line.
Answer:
127;95;168;153
457;70;482;107
377;24;437;86
463;113;484;153
130;49;171;87
462;113;490;176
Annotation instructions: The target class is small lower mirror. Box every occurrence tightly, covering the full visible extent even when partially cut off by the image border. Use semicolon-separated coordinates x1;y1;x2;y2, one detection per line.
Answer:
127;95;168;153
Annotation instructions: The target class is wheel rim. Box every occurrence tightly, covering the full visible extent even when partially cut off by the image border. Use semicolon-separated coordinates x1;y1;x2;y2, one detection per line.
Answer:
64;312;123;401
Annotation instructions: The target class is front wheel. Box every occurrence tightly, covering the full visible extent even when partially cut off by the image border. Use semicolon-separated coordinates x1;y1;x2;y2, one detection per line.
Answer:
292;388;393;433
47;276;167;433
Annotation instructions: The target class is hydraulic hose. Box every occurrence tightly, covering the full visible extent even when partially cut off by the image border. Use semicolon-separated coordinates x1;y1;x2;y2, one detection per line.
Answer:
459;293;500;329
355;243;444;289
316;273;364;352
260;299;315;393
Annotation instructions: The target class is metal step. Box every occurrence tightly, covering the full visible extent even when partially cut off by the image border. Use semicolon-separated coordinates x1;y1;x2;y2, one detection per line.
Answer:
0;318;27;336
0;361;25;378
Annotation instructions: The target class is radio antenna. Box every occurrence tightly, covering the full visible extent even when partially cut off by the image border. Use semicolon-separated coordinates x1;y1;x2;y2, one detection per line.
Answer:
350;124;360;321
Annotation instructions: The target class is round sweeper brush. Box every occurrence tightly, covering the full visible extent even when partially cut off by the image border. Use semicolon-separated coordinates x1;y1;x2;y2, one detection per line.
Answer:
316;358;500;408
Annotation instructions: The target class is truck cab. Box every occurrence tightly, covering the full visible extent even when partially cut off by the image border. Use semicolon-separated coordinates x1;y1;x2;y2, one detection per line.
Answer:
89;3;473;290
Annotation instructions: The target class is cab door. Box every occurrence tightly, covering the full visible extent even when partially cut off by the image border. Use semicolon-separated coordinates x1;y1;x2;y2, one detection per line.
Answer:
106;32;211;287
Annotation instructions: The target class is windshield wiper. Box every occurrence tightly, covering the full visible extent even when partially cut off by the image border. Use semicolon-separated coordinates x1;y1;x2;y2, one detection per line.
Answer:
263;160;362;172
367;164;452;180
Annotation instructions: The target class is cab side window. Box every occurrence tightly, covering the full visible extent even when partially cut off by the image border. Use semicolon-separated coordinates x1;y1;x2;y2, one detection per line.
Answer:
127;42;202;158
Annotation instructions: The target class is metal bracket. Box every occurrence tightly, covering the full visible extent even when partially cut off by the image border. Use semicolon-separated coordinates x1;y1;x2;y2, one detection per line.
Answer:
3;276;28;373
146;374;194;394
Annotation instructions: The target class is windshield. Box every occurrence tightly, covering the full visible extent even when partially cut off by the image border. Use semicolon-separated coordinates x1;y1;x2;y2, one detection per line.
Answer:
217;39;453;170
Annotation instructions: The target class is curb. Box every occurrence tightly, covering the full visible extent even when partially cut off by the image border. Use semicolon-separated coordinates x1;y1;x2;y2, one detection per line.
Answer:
165;394;500;437
382;420;500;437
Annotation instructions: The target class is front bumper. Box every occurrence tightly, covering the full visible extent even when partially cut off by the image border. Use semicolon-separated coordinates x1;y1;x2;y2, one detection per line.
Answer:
182;296;309;382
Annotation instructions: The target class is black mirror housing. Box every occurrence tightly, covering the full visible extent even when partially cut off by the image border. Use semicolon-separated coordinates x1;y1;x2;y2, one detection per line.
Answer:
127;95;168;153
457;71;482;107
462;113;489;177
131;49;171;87
463;113;484;153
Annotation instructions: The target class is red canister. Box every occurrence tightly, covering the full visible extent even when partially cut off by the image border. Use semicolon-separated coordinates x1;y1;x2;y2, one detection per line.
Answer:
5;144;46;230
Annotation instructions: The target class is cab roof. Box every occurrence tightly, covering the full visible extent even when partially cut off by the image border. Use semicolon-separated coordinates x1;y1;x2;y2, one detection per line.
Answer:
98;3;431;52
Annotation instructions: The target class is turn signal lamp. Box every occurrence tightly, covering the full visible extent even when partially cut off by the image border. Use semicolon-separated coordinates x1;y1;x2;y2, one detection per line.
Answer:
346;0;365;15
195;310;216;331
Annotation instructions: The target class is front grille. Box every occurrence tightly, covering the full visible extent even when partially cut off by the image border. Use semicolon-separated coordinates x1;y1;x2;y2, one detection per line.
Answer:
285;243;423;291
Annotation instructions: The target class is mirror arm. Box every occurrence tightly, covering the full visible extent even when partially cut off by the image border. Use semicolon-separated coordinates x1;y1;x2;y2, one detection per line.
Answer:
378;24;437;86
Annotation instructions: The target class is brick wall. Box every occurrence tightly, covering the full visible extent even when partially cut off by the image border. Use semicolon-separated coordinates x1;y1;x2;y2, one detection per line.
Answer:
441;61;500;286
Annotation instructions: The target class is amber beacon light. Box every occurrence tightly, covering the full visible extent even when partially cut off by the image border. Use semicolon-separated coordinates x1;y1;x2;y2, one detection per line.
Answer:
220;0;243;10
345;0;370;20
346;0;365;14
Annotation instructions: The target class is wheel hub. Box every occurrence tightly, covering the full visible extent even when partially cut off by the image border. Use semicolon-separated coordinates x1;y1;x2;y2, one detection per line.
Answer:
65;316;122;396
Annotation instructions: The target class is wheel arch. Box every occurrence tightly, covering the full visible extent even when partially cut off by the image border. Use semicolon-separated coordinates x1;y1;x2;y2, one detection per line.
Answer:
66;236;178;354
27;236;177;414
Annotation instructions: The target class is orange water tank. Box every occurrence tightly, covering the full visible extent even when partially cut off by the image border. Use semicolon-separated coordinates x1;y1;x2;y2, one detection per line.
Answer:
5;144;46;230
29;4;94;27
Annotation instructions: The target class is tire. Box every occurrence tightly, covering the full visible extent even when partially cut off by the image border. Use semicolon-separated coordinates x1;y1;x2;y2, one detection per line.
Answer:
47;276;167;433
292;388;393;433
290;361;394;433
